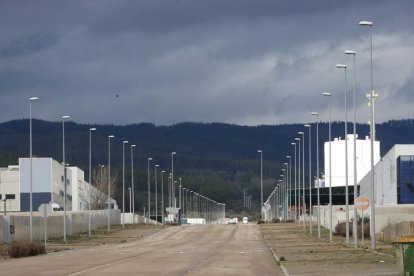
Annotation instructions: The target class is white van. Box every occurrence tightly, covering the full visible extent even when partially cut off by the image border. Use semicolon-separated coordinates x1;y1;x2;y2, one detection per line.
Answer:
242;217;248;224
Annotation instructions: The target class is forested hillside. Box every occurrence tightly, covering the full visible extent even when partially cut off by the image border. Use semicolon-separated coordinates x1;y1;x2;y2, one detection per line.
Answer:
0;119;413;214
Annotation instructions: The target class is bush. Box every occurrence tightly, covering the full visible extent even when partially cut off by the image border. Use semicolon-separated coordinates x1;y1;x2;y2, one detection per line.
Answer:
8;242;46;258
334;221;370;238
257;219;265;224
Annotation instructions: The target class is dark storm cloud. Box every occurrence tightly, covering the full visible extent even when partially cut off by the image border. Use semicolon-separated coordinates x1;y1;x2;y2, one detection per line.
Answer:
0;0;413;125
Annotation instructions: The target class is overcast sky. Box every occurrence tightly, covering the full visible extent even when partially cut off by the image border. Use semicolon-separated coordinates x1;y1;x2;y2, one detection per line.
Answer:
0;0;413;126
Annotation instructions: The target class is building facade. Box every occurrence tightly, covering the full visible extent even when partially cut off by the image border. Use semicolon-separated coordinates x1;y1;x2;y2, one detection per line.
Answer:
324;134;380;187
0;157;115;213
359;144;414;205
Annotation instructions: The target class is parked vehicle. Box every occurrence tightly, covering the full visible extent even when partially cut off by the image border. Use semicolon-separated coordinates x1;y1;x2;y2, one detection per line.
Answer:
242;217;248;224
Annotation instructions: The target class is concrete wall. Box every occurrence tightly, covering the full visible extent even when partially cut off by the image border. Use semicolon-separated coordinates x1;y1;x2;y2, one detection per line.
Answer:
316;204;414;240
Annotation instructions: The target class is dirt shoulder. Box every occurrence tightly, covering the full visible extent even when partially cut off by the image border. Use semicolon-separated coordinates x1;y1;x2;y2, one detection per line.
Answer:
262;223;399;275
0;224;166;260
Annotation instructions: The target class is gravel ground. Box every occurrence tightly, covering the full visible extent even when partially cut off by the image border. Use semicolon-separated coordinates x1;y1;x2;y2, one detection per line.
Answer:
262;223;399;276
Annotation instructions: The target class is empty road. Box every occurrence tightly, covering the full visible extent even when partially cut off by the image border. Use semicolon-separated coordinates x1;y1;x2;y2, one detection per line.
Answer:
0;224;282;275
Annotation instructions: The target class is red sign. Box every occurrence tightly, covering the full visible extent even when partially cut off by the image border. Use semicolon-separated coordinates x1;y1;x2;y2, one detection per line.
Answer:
355;196;370;211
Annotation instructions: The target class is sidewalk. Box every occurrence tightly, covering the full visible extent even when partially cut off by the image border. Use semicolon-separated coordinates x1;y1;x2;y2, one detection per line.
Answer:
262;223;399;276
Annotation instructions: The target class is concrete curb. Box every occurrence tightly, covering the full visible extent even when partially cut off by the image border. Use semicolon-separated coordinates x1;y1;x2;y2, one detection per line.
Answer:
264;238;290;276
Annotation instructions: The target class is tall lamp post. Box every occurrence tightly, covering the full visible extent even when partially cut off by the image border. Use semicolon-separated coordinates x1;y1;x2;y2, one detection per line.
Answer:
62;115;70;242
295;138;301;223
147;157;153;219
29;96;39;242
179;177;182;210
88;127;96;237
322;92;333;241
257;150;263;220
305;124;312;235
107;135;115;232
345;49;358;246
171;152;176;207
122;140;128;228
291;142;297;222
161;170;166;224
359;20;376;250
155;164;159;223
337;63;350;244
298;131;305;226
130;144;136;223
311;112;321;238
286;155;292;219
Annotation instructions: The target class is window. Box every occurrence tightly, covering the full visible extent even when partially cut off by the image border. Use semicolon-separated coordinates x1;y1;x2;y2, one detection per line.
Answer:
397;156;414;204
5;194;15;200
0;194;2;199
61;175;64;182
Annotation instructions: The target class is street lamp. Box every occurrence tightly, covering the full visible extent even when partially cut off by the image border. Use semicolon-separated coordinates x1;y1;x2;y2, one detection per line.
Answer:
161;170;166;224
171;152;176;207
107;135;115;232
29;96;39;242
359;20;376;250
179;177;182;210
311;111;321;239
295;138;301;222
88;127;96;237
286;155;292;220
291;142;297;222
257;150;263;220
122;140;128;228
130;144;136;223
337;63;350;244
322;92;333;241
305;124;312;235
155;164;159;223
345;49;359;246
147;157;153;219
298;131;305;226
62;115;70;242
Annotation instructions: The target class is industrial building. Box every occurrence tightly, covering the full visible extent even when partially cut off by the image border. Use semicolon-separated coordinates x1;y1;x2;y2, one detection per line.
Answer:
324;134;380;187
0;157;115;213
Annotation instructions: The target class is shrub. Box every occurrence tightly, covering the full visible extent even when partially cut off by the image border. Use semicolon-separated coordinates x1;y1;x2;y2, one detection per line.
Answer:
334;221;370;238
257;219;265;224
8;242;46;258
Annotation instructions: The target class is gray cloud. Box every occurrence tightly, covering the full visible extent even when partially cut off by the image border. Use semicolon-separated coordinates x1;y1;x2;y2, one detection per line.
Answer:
0;0;413;125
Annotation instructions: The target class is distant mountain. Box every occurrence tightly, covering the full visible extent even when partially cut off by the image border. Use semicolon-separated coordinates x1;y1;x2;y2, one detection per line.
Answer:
0;118;413;213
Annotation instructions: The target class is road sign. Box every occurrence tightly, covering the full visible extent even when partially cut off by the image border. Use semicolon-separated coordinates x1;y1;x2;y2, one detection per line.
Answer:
355;196;370;211
38;203;52;218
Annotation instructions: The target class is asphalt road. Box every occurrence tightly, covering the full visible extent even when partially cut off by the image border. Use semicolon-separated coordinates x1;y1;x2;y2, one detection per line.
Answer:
0;224;283;275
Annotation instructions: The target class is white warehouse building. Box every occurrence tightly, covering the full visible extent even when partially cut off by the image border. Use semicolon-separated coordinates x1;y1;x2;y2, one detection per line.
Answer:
0;157;115;213
324;134;380;187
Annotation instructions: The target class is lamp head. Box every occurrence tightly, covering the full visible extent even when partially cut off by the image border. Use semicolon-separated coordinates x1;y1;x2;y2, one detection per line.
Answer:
359;20;373;26
62;115;70;119
322;92;332;96
29;97;39;101
90;127;96;131
304;124;311;128
336;64;347;69
298;131;304;135
344;50;356;55
311;112;319;116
